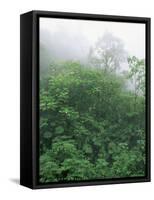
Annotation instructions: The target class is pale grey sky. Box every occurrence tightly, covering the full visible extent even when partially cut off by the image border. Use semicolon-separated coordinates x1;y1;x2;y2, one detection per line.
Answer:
40;17;145;59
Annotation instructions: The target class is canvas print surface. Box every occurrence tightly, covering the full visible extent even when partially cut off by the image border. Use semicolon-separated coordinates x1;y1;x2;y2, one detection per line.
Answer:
39;17;146;183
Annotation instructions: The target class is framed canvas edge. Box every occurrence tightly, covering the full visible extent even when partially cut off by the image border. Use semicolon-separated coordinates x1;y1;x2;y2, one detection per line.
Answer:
28;10;151;189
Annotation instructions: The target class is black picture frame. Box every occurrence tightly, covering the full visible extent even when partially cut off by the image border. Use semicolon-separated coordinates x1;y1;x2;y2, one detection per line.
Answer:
20;10;151;189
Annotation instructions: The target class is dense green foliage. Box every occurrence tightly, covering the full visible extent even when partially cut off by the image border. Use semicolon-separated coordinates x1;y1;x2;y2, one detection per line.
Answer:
39;59;145;183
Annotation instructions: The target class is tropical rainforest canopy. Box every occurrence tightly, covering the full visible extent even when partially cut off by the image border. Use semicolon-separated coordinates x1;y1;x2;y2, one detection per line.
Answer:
39;50;145;182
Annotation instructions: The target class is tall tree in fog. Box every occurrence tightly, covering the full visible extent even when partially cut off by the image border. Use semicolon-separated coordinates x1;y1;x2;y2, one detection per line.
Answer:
127;56;145;112
127;56;145;96
88;32;127;72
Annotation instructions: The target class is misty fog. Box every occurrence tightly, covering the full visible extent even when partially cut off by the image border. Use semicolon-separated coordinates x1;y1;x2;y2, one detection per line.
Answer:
39;18;145;94
40;18;145;75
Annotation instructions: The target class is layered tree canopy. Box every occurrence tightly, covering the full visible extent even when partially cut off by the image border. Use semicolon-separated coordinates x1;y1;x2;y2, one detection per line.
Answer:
39;59;145;183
